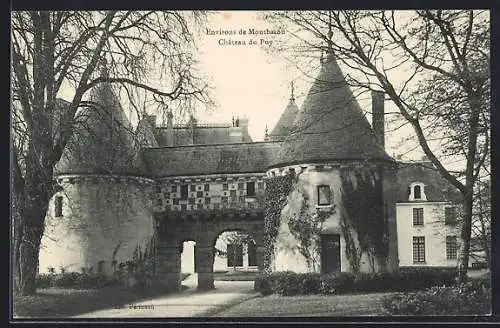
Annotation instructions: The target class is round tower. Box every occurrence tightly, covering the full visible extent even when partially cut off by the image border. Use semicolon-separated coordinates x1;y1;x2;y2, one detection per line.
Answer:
266;50;398;274
39;83;155;277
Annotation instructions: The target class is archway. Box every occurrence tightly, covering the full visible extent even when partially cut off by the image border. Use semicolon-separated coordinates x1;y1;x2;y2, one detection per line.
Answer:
180;239;197;289
210;228;261;289
213;230;258;273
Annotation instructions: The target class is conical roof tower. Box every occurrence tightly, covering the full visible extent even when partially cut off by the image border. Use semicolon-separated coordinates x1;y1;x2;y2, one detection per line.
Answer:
269;82;300;141
55;78;141;175
274;48;391;167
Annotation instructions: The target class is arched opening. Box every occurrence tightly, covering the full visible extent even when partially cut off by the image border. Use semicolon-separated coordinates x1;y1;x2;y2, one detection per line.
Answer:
212;229;259;287
180;239;197;289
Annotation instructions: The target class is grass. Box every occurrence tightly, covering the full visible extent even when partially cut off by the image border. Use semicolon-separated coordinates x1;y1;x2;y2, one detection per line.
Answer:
212;292;395;317
213;270;258;281
13;286;175;318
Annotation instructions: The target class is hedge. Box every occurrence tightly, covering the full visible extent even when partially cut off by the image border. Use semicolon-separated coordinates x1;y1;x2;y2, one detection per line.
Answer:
36;272;121;289
254;268;457;296
382;278;491;315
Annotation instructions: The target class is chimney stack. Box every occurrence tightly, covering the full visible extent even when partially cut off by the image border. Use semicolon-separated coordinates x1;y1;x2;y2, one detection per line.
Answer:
166;111;174;147
371;90;385;149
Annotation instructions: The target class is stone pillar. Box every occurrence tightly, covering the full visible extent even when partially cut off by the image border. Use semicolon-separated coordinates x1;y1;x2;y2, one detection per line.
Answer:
195;246;215;290
256;246;266;273
155;243;181;291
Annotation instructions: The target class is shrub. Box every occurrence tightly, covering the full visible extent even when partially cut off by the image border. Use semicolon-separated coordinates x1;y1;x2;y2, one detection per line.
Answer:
35;273;54;288
254;268;460;296
35;272;121;289
320;273;355;294
382;278;491;315
297;273;322;295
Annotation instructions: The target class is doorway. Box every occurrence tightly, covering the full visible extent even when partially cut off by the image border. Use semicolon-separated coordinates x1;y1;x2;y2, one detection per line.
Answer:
321;234;341;273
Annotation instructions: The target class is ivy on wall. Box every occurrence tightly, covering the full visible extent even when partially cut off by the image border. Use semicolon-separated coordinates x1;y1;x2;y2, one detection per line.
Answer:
339;166;389;272
263;174;295;273
287;192;335;272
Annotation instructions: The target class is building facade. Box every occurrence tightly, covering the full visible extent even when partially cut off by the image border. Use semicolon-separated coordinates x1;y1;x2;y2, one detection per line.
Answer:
39;49;461;290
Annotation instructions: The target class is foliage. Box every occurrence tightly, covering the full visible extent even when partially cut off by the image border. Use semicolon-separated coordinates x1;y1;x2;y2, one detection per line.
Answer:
11;10;211;296
254;268;458;296
287;192;335;271
263;174;295;273
339;167;389;271
36;272;120;289
382;278;491;315
268;9;490;282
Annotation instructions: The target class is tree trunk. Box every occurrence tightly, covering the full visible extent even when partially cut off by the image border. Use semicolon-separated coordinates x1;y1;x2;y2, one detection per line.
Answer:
457;191;473;282
12;189;24;295
18;214;45;296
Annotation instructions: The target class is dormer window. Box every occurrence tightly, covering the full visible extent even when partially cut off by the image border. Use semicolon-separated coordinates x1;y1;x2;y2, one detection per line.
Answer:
414;185;421;199
409;182;427;201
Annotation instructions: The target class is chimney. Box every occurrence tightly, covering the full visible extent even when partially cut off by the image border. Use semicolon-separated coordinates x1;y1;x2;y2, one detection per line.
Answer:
371;90;385;149
188;114;197;145
166;111;174;147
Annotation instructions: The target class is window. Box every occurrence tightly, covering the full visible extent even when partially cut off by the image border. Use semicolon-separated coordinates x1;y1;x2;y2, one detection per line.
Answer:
413;208;424;226
413;236;425;263
180;185;188;199
190;185;196;192
155;185;162;193
238;182;244;190
247;182;256;197
445;207;457;225
55;196;63;217
446;236;458;260
223;183;228;191
317;185;331;206
413;185;422;199
204;184;210;191
171;185;177;193
196;191;203;198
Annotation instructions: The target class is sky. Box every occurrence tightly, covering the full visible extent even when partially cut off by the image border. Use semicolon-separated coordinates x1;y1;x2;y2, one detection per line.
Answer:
192;11;412;159
56;10;457;164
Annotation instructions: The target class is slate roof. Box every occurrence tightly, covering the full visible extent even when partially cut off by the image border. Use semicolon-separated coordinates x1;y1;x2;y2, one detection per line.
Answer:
274;52;391;167
142;141;281;177
395;162;462;203
269;98;299;140
154;124;253;146
55;83;144;176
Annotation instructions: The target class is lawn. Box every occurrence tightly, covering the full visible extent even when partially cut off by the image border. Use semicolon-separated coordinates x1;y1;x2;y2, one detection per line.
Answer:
13;286;178;318
212;292;395;317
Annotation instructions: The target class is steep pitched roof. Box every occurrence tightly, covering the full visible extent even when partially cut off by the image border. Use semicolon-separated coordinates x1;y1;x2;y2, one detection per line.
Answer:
395;162;462;203
55;83;144;175
274;52;391;167
154;124;253;147
142;141;281;177
269;98;299;140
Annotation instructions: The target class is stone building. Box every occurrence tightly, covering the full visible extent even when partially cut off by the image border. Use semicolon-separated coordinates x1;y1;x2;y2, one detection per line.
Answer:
39;48;461;290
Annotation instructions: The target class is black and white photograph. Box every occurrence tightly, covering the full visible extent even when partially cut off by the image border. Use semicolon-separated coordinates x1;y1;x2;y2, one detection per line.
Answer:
10;10;492;320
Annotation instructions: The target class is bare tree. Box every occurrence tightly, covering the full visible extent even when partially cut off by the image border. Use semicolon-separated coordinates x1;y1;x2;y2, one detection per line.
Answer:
11;10;212;296
267;10;490;281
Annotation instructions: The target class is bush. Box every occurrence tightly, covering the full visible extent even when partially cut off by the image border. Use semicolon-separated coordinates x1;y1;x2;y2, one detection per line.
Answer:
35;273;54;288
35;272;120;289
254;268;459;296
382;278;491;315
320;273;355;294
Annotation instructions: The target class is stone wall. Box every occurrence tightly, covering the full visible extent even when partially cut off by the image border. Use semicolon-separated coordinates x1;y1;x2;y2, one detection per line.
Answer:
39;175;155;275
